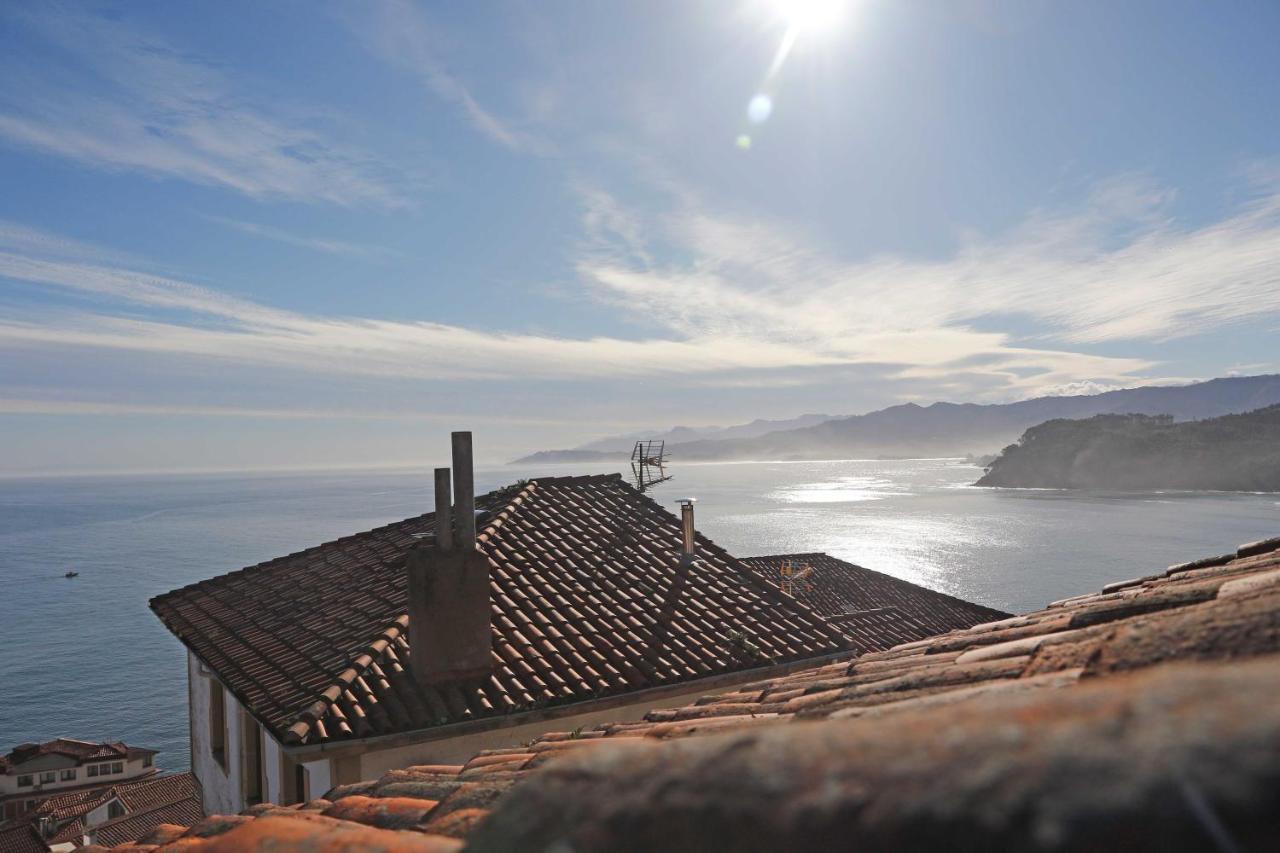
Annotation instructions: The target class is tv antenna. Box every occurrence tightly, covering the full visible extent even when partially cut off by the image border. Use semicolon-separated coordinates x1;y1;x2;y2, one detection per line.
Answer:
631;439;672;492
779;558;815;596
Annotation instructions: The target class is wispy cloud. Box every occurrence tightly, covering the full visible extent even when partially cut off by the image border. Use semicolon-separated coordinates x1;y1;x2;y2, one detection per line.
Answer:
343;0;549;154
573;173;1280;397
0;5;410;207
200;215;401;260
4;170;1280;402
0;223;833;382
0;398;608;428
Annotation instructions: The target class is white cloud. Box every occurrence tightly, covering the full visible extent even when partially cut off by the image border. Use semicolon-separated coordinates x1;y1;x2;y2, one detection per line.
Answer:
0;6;409;207
572;175;1280;397
4;171;1279;403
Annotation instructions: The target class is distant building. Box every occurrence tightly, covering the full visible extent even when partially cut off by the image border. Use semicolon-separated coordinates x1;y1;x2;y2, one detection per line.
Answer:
149;434;1004;816
35;772;201;851
0;740;156;822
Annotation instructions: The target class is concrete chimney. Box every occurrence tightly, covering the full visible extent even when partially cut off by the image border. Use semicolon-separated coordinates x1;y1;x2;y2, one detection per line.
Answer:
433;467;453;550
407;432;491;685
452;431;476;549
676;498;697;565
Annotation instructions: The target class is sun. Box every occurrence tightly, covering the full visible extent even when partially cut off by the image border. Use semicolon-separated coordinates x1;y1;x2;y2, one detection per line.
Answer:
769;0;847;35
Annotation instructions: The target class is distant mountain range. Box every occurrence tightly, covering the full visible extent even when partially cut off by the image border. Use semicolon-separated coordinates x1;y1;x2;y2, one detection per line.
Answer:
976;405;1280;491
511;375;1280;464
569;413;838;453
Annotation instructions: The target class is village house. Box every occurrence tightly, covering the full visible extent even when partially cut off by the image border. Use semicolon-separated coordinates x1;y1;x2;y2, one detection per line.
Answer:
114;533;1280;851
148;432;1003;815
31;771;201;851
0;740;157;822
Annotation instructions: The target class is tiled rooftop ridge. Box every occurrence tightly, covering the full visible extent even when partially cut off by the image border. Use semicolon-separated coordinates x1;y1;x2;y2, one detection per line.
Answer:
150;474;854;746
742;552;1010;648
117;534;1280;851
1;739;142;771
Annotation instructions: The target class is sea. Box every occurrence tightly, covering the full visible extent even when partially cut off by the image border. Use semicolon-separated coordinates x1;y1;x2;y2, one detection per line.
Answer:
2;458;1277;771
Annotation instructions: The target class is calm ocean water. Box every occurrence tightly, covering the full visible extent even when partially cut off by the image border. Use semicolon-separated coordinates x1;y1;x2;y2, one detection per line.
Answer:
2;458;1277;770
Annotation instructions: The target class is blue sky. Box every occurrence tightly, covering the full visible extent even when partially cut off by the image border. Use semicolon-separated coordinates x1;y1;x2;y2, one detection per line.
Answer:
2;0;1279;473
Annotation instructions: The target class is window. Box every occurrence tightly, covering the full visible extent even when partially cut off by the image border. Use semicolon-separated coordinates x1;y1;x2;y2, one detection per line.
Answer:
111;762;123;774
108;800;126;819
88;765;99;777
142;755;153;768
294;763;310;804
241;713;264;806
40;772;56;784
97;763;112;776
17;775;32;787
209;679;227;770
61;769;76;781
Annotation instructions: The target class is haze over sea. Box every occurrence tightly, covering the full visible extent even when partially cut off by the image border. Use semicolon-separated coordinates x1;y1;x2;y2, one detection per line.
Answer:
2;459;1277;770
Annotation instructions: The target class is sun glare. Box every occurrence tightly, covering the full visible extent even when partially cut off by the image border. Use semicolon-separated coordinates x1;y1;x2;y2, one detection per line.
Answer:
770;0;847;35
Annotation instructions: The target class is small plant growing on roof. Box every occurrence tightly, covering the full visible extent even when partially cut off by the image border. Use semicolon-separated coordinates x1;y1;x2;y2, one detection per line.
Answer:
489;479;532;504
724;628;770;662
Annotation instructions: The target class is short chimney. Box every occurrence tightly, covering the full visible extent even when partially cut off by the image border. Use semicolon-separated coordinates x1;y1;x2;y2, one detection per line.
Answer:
407;431;491;685
676;498;697;565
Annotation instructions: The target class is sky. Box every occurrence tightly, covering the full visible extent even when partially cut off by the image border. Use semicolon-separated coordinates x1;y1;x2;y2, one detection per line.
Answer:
2;0;1279;474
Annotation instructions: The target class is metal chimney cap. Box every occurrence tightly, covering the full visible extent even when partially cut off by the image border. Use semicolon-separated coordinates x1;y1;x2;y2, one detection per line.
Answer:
675;497;698;505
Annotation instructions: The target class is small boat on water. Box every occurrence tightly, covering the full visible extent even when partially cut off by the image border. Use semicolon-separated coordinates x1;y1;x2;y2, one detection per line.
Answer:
64;570;79;578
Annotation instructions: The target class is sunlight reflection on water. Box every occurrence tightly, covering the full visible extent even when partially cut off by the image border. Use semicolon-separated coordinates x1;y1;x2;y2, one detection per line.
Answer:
1;458;1276;766
771;475;903;503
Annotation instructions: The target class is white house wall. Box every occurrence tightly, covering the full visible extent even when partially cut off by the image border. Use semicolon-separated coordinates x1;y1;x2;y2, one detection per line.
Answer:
302;760;331;801
187;651;243;816
263;733;283;806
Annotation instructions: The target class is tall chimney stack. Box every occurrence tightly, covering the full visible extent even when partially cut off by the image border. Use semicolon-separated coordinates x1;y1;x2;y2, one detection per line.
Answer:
407;432;491;685
452;431;476;549
676;498;697;565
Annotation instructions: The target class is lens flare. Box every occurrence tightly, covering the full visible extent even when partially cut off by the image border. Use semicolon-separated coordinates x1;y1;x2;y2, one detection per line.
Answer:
747;93;773;124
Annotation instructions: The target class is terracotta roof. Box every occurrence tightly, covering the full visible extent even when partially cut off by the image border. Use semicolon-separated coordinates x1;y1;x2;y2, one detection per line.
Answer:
46;817;85;847
87;796;204;849
32;774;199;848
121;534;1280;851
150;474;852;745
742;552;1010;648
1;740;129;772
0;823;46;853
32;772;163;822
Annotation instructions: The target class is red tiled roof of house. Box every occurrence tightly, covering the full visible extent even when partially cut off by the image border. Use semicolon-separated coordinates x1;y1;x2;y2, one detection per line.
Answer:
112;773;200;816
0;822;46;853
2;740;131;771
31;772;164;822
150;474;856;745
45;817;85;847
86;794;204;849
32;773;199;849
742;552;1010;648
123;534;1280;851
